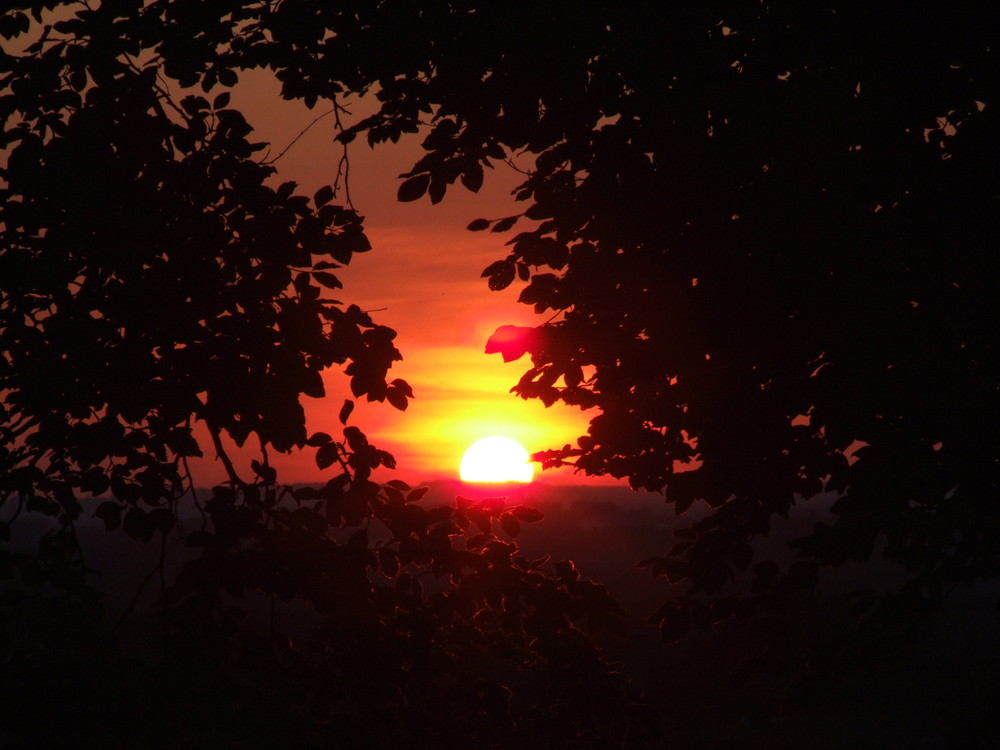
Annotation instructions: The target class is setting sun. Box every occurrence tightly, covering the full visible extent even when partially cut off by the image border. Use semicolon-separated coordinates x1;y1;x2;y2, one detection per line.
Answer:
459;436;535;483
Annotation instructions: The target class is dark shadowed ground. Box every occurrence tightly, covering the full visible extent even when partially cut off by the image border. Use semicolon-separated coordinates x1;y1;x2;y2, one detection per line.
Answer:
424;481;1000;749
6;482;998;748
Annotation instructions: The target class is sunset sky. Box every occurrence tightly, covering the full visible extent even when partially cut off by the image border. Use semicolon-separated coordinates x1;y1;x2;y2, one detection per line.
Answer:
221;73;607;487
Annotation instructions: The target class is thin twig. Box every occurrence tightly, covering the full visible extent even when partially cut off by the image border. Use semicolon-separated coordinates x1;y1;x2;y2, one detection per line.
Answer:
121;51;191;125
330;97;357;208
504;155;534;176
181;453;207;530
334;145;355;209
208;423;245;486
262;108;336;165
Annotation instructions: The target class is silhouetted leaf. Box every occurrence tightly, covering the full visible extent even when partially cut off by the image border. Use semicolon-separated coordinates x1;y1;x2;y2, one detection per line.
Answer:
529;554;550;569
500;512;520;538
378;548;399;577
664;561;688;583
428;177;446;204
0;12;30;40
659;607;690;644
342;426;366;452
251;459;277;484
95;501;121;532
218;67;238;87
511;506;544;523
313;271;341;289
339;399;354;425
491;215;518;232
181;95;209;114
123;507;154;543
555;560;579;582
293;271;311;293
406;486;429;504
386;386;409;411
314;184;334;207
397;173;430;202
386;378;413;410
485;325;534;362
461;164;484;192
482;260;516;291
467;218;490;231
315;442;339;470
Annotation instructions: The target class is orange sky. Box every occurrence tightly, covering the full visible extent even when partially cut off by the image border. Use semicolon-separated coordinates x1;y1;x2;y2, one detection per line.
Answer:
209;72;611;487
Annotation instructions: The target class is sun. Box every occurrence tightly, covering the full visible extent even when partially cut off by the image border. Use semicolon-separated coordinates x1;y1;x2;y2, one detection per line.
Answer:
459;436;535;483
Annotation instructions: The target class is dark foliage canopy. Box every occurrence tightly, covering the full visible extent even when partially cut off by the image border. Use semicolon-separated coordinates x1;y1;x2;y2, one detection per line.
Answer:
0;2;651;747
205;0;995;636
455;5;999;640
2;0;999;744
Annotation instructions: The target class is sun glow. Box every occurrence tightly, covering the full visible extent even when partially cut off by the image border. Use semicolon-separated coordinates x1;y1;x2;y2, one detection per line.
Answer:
459;436;535;483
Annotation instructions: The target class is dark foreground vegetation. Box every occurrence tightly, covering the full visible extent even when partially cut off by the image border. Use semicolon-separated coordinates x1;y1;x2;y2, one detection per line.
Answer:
2;2;998;748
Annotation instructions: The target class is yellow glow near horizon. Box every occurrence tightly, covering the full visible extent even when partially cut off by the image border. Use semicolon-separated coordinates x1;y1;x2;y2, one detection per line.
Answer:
460;436;535;483
336;341;590;481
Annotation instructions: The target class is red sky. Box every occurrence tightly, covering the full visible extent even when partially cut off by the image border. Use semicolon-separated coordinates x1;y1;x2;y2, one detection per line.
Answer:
216;72;611;487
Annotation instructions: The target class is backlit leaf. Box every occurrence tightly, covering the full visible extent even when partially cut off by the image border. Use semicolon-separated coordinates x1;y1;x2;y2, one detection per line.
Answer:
485;325;534;362
461;164;484;192
428;177;446;204
314;184;334;207
313;271;341;289
315;442;339;470
491;215;518;233
511;506;544;523
397;173;430;202
500;512;520;538
482;260;515;291
339;399;354;424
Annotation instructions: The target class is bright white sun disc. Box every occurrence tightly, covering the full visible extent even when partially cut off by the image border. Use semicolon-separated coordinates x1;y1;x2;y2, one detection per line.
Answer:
459;436;534;483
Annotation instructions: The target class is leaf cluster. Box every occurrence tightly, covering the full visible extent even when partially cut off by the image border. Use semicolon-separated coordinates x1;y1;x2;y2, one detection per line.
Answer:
1;0;411;523
262;0;1000;646
201;0;1000;712
4;0;1000;735
0;5;661;745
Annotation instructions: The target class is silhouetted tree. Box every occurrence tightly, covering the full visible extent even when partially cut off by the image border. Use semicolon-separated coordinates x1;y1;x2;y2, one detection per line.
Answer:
245;0;1000;716
0;4;654;747
4;0;1000;742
